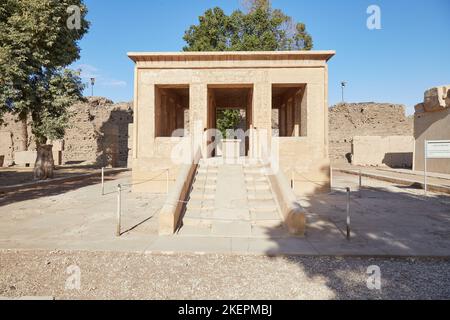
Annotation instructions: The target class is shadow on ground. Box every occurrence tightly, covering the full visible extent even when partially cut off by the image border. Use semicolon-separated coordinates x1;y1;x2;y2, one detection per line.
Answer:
0;172;124;208
261;173;450;299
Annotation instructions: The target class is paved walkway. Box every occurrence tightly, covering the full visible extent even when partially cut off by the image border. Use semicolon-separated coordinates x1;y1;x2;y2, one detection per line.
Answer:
0;170;449;257
334;164;450;194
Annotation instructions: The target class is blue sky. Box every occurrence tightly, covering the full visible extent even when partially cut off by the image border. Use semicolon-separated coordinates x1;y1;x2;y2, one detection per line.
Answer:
73;0;450;114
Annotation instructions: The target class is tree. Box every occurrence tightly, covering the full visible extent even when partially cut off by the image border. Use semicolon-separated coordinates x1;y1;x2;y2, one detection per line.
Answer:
183;0;312;52
216;109;243;139
0;0;89;179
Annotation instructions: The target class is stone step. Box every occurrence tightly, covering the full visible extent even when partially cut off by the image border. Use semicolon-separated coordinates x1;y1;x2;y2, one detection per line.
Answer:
211;221;252;237
197;169;219;175
184;208;215;219
243;163;267;168
245;175;268;182
186;199;215;211
247;193;274;201
182;215;215;228
246;184;270;191
250;210;280;221
191;187;216;194
194;175;218;182
248;199;278;211
243;170;266;175
251;224;287;238
251;219;283;228
189;192;215;200
177;224;212;237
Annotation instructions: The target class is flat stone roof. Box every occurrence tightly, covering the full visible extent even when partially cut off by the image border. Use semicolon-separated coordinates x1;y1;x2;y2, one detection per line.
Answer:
128;50;335;63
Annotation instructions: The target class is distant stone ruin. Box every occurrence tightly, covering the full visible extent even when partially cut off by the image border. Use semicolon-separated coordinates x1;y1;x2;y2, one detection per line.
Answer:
0;97;133;168
329;103;413;164
1;98;418;169
414;85;450;174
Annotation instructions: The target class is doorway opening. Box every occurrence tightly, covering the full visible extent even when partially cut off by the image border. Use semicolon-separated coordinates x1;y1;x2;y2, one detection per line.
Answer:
155;85;190;137
272;84;306;137
207;85;253;158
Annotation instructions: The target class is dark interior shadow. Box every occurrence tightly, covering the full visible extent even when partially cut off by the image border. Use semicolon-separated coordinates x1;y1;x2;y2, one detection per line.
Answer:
382;152;413;169
64;161;86;165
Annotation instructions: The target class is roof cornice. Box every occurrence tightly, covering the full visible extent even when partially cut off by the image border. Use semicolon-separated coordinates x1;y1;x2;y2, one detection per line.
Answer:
127;51;335;63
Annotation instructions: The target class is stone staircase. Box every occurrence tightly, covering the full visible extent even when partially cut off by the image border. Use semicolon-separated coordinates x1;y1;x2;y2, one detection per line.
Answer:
178;159;287;238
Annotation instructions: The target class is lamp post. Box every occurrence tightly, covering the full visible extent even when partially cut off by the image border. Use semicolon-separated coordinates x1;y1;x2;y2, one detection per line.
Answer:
341;81;347;103
90;77;95;97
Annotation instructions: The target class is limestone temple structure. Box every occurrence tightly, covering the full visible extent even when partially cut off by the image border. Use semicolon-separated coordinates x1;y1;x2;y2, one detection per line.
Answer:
128;51;335;235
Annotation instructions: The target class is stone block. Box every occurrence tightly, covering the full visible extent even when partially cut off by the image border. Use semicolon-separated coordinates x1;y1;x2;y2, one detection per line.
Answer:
414;103;425;114
222;139;241;163
424;85;450;112
14;151;37;167
352;136;414;168
446;88;450;108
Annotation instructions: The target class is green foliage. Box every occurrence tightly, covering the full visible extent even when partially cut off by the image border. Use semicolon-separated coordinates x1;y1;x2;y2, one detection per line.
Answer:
0;0;89;144
31;68;85;144
216;109;242;139
183;0;312;52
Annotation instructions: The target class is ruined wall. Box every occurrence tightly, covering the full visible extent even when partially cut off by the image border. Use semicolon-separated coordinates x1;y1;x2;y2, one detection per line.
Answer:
0;97;133;168
64;97;133;167
414;85;450;174
329;103;413;164
0;114;35;167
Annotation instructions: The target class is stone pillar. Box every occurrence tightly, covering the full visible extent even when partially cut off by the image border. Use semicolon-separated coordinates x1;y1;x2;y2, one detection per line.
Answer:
252;82;272;161
137;75;155;158
190;83;207;157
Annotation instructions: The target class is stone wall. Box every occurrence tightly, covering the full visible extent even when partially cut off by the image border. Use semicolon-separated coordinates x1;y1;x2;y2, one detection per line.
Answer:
0;114;35;167
0;97;133;168
329;103;414;164
414;85;450;174
352;136;414;168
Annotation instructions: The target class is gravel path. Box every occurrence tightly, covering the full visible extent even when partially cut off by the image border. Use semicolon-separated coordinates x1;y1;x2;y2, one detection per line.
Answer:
1;250;449;300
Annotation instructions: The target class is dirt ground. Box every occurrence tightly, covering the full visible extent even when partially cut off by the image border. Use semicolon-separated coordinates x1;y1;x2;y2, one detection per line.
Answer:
0;165;107;187
1;250;449;300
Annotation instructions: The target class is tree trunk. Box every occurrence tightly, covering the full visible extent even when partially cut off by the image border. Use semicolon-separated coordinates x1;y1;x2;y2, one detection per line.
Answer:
19;116;28;151
34;145;54;180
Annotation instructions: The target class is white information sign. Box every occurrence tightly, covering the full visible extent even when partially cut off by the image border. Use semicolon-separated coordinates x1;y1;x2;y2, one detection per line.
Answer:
426;141;450;159
424;140;450;195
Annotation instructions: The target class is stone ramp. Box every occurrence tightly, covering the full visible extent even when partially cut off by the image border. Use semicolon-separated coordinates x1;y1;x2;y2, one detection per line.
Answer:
178;159;287;238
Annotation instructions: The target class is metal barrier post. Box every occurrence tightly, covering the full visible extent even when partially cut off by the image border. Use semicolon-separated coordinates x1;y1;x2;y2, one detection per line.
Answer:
359;170;362;198
101;167;105;196
330;166;333;191
346;187;351;240
116;184;122;237
424;141;428;196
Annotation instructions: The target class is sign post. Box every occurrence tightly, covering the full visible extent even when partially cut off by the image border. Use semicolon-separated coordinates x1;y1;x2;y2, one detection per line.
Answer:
424;140;450;195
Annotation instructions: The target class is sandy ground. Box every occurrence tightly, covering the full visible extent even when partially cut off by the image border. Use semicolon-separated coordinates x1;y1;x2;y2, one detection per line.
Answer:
1;250;449;300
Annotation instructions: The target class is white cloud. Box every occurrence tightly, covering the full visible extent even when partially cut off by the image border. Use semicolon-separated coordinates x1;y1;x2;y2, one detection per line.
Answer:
75;64;127;88
100;79;127;88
